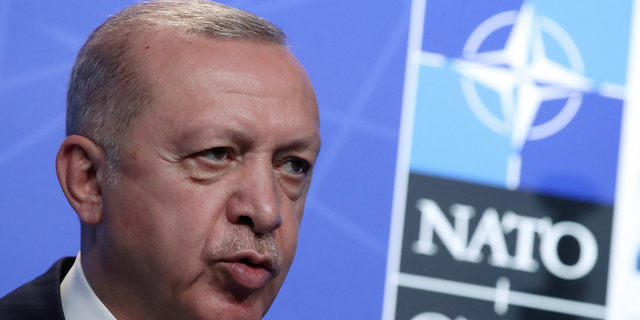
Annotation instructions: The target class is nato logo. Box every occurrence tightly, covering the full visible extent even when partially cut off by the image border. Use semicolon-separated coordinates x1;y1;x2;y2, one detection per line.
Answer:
409;0;630;205
384;1;634;319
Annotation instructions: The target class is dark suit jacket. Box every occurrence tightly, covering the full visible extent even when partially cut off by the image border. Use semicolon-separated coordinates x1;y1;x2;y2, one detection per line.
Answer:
0;257;75;320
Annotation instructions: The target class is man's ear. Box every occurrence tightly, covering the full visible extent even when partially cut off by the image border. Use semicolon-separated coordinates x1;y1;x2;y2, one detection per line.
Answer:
56;135;108;225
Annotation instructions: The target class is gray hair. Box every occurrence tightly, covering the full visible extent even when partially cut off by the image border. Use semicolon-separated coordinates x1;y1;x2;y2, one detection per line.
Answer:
66;0;288;167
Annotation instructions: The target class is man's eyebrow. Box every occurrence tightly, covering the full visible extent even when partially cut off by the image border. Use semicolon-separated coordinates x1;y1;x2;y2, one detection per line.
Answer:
177;126;320;154
181;126;257;144
227;129;257;147
276;136;322;156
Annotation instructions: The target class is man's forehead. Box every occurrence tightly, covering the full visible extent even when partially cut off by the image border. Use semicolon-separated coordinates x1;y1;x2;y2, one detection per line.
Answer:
134;30;299;84
132;30;317;114
124;29;320;149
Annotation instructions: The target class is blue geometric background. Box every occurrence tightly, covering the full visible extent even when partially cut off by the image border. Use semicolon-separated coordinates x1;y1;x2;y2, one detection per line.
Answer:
0;1;411;319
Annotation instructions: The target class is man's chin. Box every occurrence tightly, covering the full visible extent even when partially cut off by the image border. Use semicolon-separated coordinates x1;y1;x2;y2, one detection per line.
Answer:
186;300;271;320
179;283;276;320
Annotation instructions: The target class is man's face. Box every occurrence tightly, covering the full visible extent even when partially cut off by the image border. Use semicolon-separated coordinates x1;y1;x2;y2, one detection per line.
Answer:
97;32;320;320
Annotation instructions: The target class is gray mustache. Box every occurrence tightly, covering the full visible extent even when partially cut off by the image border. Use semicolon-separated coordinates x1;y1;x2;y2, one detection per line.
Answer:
215;226;281;270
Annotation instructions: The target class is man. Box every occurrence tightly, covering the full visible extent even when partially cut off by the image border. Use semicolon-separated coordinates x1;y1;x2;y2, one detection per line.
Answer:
0;1;321;319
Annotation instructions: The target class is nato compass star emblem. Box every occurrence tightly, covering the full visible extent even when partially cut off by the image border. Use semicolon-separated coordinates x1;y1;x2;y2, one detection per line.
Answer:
419;1;619;190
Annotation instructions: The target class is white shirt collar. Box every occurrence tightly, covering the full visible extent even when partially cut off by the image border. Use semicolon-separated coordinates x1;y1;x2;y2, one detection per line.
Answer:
60;252;117;320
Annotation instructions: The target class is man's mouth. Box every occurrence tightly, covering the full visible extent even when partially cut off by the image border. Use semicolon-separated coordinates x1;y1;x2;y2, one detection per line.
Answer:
223;252;276;289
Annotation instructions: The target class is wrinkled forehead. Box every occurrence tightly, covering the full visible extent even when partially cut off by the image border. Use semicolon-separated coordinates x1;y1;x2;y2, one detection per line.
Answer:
126;29;320;138
135;30;316;109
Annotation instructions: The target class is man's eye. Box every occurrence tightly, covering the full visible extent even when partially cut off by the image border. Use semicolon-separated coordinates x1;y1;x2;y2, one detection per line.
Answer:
282;158;309;175
203;147;228;162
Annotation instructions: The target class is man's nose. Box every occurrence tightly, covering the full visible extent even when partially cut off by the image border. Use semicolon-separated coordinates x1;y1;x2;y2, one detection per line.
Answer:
226;160;282;234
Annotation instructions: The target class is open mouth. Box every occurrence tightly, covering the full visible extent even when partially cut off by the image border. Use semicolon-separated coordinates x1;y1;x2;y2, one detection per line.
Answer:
238;258;261;268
